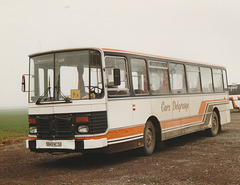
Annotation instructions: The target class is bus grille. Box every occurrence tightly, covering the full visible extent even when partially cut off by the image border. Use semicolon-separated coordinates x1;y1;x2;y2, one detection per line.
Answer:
80;111;108;134
34;111;107;139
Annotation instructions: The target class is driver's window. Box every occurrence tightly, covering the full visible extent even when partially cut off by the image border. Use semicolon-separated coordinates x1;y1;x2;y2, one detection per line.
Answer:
90;67;103;98
105;56;129;96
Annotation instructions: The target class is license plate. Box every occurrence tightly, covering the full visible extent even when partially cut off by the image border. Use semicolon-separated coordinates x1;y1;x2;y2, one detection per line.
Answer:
36;140;75;149
46;141;62;147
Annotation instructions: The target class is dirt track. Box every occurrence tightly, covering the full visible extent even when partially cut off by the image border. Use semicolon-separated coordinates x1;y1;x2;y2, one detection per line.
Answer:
0;112;239;185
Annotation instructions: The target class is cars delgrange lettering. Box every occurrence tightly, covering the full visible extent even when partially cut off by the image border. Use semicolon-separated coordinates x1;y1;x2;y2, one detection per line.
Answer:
172;101;189;112
161;101;189;112
161;101;171;112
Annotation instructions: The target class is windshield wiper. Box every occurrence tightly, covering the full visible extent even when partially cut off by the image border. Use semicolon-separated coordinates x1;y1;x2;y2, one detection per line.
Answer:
36;75;72;105
36;76;52;105
55;74;72;103
36;86;51;105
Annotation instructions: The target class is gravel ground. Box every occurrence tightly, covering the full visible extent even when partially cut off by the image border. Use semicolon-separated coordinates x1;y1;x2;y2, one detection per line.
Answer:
0;112;239;185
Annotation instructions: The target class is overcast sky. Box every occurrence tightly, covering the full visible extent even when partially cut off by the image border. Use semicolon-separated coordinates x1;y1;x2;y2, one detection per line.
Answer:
1;0;240;108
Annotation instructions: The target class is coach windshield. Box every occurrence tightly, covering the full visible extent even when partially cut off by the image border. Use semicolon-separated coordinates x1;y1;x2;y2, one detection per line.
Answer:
29;50;103;104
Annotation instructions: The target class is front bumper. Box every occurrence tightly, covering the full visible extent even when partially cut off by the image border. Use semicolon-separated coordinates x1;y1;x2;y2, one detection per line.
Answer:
26;138;108;151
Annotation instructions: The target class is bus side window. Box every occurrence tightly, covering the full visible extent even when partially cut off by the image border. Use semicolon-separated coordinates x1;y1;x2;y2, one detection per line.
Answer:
200;67;214;93
148;60;170;94
213;68;224;92
169;63;187;94
186;65;201;93
131;58;149;95
105;56;129;96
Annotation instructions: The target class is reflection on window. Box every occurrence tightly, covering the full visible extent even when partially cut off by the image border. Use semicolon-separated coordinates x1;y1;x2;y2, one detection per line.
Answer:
186;65;201;93
60;66;78;97
223;69;228;90
48;69;54;97
131;58;149;95
105;56;129;96
169;63;187;94
38;68;44;96
200;67;213;93
148;60;169;94
213;69;224;92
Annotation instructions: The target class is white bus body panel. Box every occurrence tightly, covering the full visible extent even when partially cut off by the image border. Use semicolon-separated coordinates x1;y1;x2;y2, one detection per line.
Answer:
107;100;133;129
28;99;107;115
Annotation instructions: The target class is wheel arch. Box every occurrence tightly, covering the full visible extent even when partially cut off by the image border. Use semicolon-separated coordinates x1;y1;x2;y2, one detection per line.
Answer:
213;106;221;131
147;116;162;144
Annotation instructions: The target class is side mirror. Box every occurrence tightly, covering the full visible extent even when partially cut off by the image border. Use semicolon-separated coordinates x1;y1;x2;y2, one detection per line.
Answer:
21;74;30;92
113;68;121;86
21;75;28;92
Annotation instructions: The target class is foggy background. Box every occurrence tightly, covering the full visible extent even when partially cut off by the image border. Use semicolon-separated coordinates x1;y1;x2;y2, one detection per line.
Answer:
1;0;240;108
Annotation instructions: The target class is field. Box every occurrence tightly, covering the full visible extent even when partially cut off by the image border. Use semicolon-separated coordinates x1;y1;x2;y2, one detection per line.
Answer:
0;109;28;145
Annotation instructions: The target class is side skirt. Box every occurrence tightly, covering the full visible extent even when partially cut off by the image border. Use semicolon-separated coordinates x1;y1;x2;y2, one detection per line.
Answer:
106;138;144;154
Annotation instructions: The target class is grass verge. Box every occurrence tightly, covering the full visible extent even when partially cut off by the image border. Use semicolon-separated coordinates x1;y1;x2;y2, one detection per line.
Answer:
0;109;28;146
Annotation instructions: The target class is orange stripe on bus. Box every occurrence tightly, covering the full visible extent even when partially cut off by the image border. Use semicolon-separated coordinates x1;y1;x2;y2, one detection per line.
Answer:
134;125;145;135
75;135;107;140
161;115;203;129
198;99;226;114
29;137;37;140
161;119;180;129
75;125;144;140
107;127;135;140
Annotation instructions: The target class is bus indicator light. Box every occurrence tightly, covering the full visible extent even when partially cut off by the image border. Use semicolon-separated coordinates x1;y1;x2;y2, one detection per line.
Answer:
29;118;36;124
76;117;89;123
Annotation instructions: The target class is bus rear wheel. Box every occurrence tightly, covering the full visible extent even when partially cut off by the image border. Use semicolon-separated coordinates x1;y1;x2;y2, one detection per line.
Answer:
141;120;156;156
206;111;219;137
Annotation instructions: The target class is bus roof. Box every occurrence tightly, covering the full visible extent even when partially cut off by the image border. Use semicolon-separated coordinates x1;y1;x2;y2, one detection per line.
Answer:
102;48;225;68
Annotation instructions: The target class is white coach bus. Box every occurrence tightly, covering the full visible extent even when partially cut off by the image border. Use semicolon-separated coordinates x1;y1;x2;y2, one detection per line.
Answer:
22;48;230;155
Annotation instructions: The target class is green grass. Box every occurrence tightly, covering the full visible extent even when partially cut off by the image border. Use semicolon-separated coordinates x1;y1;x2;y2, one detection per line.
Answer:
0;109;28;144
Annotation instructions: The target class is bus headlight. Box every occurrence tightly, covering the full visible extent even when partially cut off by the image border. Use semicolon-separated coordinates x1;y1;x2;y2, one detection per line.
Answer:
78;125;89;133
29;126;37;134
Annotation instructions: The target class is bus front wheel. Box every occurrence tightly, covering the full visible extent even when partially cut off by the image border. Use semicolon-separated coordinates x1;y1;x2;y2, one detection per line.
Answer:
141;120;156;156
206;111;219;137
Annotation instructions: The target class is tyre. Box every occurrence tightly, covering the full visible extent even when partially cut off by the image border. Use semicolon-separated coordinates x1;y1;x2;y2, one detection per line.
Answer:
206;111;219;137
141;120;156;156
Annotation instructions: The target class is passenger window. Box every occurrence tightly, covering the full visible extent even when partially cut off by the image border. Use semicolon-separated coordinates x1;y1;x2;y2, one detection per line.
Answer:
148;60;169;94
200;67;214;93
131;58;149;95
105;56;129;96
186;65;201;93
169;63;187;94
213;68;224;92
